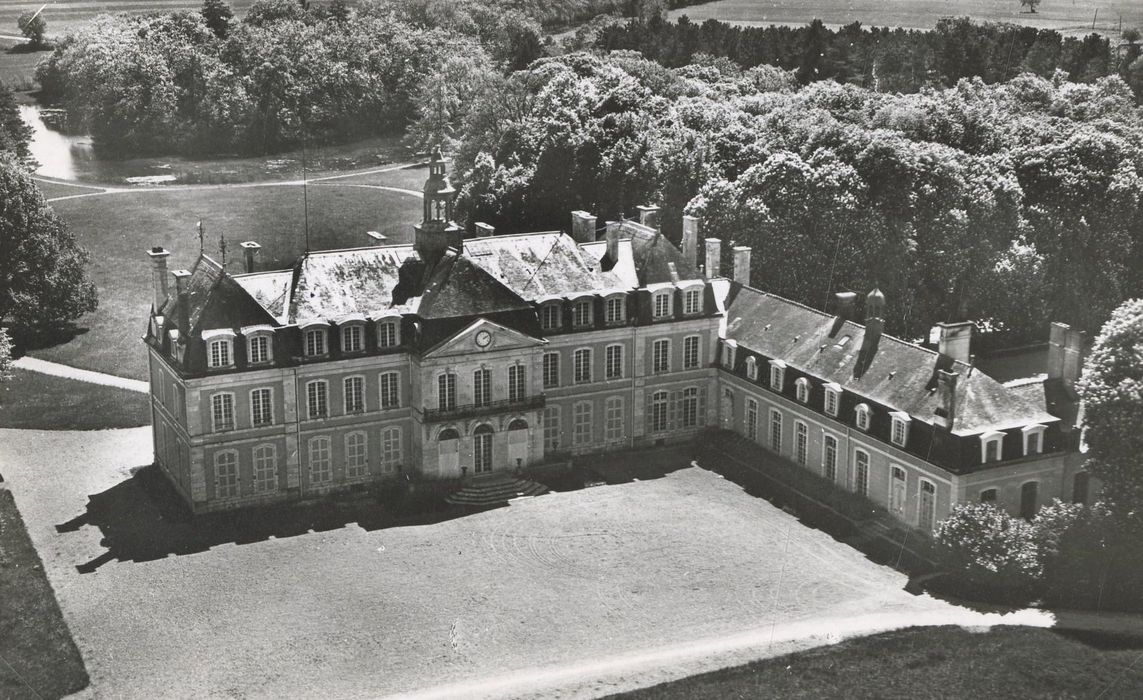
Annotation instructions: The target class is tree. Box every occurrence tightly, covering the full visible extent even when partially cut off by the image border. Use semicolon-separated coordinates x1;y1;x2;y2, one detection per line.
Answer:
0;160;97;329
17;11;47;49
1021;0;1041;14
201;0;234;38
933;502;1040;600
0;82;32;164
0;326;11;382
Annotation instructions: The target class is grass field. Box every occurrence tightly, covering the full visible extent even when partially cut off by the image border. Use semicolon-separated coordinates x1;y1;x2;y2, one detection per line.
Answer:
669;0;1143;36
0;42;47;90
611;624;1143;698
0;368;150;429
0;431;978;699
0;488;89;700
28;178;424;378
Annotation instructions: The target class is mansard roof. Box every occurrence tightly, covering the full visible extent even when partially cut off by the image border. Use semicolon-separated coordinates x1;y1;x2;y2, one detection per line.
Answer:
721;282;1058;435
611;220;701;286
281;245;416;325
162;255;278;335
461;232;602;299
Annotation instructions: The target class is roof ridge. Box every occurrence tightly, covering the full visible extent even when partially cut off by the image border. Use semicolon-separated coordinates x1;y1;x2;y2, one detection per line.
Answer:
305;244;415;258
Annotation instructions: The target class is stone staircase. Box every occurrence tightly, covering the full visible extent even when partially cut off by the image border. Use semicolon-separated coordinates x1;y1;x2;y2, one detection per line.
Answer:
445;473;549;508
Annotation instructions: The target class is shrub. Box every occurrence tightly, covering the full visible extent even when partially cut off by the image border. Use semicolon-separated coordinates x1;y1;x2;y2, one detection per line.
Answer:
933;503;1040;601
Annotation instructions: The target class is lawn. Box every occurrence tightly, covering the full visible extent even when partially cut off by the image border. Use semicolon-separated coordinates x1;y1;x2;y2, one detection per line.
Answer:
610;624;1143;698
0;488;89;700
669;0;1143;36
0;368;150;430
28;182;423;378
0;43;47;91
0;428;975;699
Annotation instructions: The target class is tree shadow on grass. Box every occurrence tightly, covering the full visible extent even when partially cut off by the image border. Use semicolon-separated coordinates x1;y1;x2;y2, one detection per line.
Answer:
8;322;89;354
56;465;479;574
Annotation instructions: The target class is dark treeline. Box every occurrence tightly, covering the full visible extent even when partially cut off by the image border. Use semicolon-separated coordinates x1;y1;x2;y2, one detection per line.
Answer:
593;16;1143;98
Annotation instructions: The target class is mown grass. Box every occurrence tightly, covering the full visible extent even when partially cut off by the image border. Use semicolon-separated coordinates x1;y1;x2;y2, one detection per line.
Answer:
0;368;150;430
0;488;90;699
610;625;1143;699
0;43;48;92
28;182;422;378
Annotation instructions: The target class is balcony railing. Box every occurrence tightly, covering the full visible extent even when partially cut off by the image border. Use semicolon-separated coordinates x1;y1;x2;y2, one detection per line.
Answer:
420;394;546;422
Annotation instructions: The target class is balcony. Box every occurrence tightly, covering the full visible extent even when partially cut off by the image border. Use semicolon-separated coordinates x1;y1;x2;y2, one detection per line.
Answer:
420;394;546;423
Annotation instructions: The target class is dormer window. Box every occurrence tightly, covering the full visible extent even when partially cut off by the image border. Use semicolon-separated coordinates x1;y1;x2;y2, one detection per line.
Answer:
341;324;364;353
377;319;400;348
855;403;871;431
745;355;757;380
1022;425;1046;456
982;430;1006;463
769;360;786;391
540;302;562;331
795;377;810;403
823;383;841;417
573;298;593;328
247;333;272;365
683;287;702;315
653;290;673;319
304;327;328;357
890;412;911;447
723;340;737;370
204;329;236;370
605;295;625;325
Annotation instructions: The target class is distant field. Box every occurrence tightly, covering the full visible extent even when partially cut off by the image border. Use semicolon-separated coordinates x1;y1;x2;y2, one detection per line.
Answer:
0;0;253;35
0;41;46;90
668;0;1143;36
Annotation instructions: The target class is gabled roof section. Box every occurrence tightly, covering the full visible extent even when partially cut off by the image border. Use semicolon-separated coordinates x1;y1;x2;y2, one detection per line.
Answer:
721;283;1058;435
233;270;293;325
614;220;701;286
580;239;638;289
160;255;277;335
462;232;605;300
417;251;535;319
423;317;547;358
288;245;416;325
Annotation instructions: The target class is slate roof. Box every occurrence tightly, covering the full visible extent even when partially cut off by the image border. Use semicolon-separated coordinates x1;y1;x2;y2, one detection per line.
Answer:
286;245;417;325
417;251;536;319
232;270;293;324
161;255;277;334
613;220;701;285
461;232;602;300
720;283;1059;435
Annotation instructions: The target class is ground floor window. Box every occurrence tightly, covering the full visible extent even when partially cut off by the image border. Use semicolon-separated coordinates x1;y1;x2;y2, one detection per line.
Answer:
919;480;936;530
474;425;493;473
794;421;808;465
889;466;906;515
1072;472;1089;505
680;387;700;428
605;396;624;442
345;431;368;478
573;401;593;446
854;450;869;496
823;434;838;482
214;450;239;498
543;406;561;452
746;398;758;441
309;436;332;484
381;427;402;472
651;391;669;433
252;444;277;493
1021;481;1039;520
769;410;782;453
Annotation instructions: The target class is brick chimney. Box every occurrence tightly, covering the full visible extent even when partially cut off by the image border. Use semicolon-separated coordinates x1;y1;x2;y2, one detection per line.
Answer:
475;222;494;238
830;292;857;337
172;269;192;335
571;211;596;244
1048;322;1085;387
147;247;170;312
240;241;261;274
681;215;699;270
855;288;885;378
636;205;661;230
732;246;751;285
935;369;959;430
936;321;974;364
704;238;721;278
605;224;619;266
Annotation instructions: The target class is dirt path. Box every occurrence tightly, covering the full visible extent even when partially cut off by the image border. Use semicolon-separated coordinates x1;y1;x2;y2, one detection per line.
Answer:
12;356;149;393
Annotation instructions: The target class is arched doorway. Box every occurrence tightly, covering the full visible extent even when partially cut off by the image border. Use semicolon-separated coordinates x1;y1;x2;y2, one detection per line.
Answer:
473;424;494;474
438;427;459;476
507;418;529;470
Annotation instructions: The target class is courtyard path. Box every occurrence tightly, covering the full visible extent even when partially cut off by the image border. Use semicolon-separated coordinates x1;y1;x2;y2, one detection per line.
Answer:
12;356;149;393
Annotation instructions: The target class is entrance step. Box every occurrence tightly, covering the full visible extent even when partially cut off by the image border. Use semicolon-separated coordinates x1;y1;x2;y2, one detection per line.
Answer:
445;474;549;508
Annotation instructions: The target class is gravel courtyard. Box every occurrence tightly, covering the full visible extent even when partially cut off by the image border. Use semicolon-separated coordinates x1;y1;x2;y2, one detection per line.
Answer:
0;428;1017;699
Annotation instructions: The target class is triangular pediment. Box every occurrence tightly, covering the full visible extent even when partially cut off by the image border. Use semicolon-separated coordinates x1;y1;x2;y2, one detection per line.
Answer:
424;317;545;358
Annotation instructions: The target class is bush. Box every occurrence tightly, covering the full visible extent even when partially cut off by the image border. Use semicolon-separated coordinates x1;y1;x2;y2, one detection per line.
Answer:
933;503;1040;602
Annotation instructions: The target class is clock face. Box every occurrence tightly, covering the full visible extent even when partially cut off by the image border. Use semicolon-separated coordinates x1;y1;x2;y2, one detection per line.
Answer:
475;330;492;348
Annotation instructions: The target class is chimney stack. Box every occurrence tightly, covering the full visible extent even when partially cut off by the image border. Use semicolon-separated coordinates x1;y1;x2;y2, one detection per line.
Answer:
855;288;885;378
172;270;192;336
935;369;959;430
1048;322;1085;387
732;246;752;285
704;238;722;278
936;321;974;364
475;222;494;238
830;292;857;337
147;246;171;312
240;241;261;274
605;224;619;266
681;215;700;270
636;205;661;230
571;211;597;244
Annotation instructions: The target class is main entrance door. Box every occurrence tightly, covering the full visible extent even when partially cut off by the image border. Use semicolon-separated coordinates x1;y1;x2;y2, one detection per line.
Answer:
507;418;529;469
474;424;494;474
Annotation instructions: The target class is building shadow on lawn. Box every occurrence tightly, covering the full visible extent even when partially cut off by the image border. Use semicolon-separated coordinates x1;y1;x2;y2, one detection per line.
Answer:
56;465;479;574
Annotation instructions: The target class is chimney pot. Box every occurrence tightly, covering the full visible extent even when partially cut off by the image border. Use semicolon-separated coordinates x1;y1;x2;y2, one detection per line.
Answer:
1048;322;1086;387
475;222;494;238
147;247;171;312
681;215;700;270
172;269;192;338
571;211;597;244
636;205;661;230
605;224;619;267
936;369;959;430
936;321;974;364
240;241;261;274
704;238;722;278
732;246;752;285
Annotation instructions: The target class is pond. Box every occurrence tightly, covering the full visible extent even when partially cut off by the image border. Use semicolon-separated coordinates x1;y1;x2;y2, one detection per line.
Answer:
19;104;411;185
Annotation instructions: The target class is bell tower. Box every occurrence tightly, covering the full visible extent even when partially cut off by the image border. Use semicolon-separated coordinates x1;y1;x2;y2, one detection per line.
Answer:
414;146;464;267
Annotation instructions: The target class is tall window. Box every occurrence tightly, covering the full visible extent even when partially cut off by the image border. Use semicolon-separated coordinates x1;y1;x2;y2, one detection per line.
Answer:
379;372;400;409
377;320;399;348
889;466;907;515
745;356;757;381
1072;472;1089;505
605;396;624;442
308;436;332;484
795;378;810;404
769;361;786;391
208;338;232;369
345;431;368;478
473;424;493;474
794;421;808;465
344;376;365;413
573;299;593;327
723;341;736;370
890;413;910;447
855;404;871;431
652;339;670;374
381;427;402;472
651;391;669;433
473;368;492;406
252;444;276;493
605;344;624;379
981;488;998;504
680;387;700;428
342;325;363;353
214;451;239;498
746;398;758;440
574;348;592;384
543;406;561;452
824;384;840;417
919;480;936;530
508;364;526;401
684;287;702;315
540;303;561;330
683;336;700;369
304;328;327;357
438;372;457;411
306;380;328;419
1020;481;1039;520
653;291;672;319
247;335;271;365
211;393;235;432
573;401;593;446
769;410;782;453
543;352;560;388
854;450;869;496
606;296;625;325
823;434;838;482
250;388;273;426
